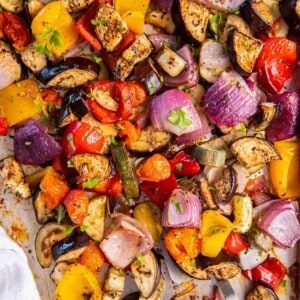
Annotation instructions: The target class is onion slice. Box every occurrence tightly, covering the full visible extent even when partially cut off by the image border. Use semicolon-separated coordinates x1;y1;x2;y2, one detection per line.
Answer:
255;199;300;248
150;89;203;136
161;189;201;228
202;71;258;128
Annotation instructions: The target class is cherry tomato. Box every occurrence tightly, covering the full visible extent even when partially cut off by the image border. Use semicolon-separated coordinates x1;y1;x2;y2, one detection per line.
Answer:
255;37;297;94
0;11;31;51
61;120;105;159
63;189;89;225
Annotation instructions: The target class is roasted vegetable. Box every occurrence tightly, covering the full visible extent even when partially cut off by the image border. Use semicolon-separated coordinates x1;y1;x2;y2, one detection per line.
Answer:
33;190;56;224
227;29;262;76
61;0;95;12
179;0;210;42
246;284;279;300
35;222;71;268
52;233;90;262
102;266;126;300
111;141;139;199
190;146;226;167
232;194;252;234
54;263;102;300
230;137;280;169
279;0;300;33
145;8;175;34
131;251;161;299
50;262;69;285
37;57;100;89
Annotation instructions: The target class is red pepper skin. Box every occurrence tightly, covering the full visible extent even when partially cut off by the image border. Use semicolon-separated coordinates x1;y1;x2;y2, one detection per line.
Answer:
140;173;179;209
61;120;105;159
243;257;286;290
223;232;249;255
41;88;63;115
168;150;201;177
86;80;133;124
0;12;31;51
0;117;8;135
255;37;297;94
75;0;112;51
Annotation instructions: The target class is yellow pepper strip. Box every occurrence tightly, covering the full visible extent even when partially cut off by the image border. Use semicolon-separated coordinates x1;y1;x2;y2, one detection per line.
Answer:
269;140;300;199
54;263;102;300
31;2;78;57
122;11;145;34
0;79;44;126
200;210;233;258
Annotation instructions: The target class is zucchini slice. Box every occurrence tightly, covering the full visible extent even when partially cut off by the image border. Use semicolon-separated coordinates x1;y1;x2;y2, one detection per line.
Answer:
190;146;226;167
230;137;281;169
227;29;263;76
35;222;71;268
110;141;139;199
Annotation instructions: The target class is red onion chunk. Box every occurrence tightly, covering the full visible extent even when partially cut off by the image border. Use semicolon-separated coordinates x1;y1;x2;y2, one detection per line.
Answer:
176;111;211;145
14;119;62;165
199;40;231;70
194;0;245;11
266;92;300;142
164;44;199;88
202;71;258;127
151;0;174;11
161;189;201;228
245;73;267;103
148;34;181;53
150;89;203;136
256;199;300;248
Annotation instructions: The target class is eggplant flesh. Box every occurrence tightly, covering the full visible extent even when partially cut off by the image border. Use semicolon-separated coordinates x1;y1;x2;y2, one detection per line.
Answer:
51;233;90;262
246;284;279;300
239;0;274;36
33;189;56;224
227;29;262;76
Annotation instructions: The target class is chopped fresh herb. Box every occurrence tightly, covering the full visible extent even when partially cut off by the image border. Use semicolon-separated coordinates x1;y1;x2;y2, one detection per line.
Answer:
16;81;21;87
258;250;263;257
24;141;32;146
168;107;192;130
209;225;226;234
178;85;187;91
149;82;156;95
280;279;286;288
86;92;94;99
36;26;62;55
82;177;101;189
111;137;118;145
57;205;65;224
91;19;108;26
208;186;218;192
63;225;77;235
175;163;183;171
80;225;88;232
116;123;124;130
176;176;188;182
0;5;2;11
118;269;126;276
209;13;226;41
171;198;183;214
91;53;102;64
135;253;144;263
227;7;239;14
115;24;123;31
66;160;74;168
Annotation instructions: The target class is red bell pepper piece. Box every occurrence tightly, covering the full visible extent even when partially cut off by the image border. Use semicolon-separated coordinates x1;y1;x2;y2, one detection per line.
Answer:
63;189;89;225
223;232;249;255
140;173;179;209
0;11;31;51
41;88;63;115
86;80;133;124
255;37;297;94
75;0;112;51
61;120;105;159
243;257;286;290
168;150;201;177
0;117;8;135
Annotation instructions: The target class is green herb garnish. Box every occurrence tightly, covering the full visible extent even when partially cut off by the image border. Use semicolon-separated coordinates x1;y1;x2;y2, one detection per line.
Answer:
82;177;101;189
168;107;192;130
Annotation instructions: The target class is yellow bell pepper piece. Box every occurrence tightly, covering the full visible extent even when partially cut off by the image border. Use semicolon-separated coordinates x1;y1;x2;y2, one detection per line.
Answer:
114;0;150;16
54;263;102;300
0;79;44;126
31;1;78;57
200;210;233;258
123;11;145;34
269;140;300;199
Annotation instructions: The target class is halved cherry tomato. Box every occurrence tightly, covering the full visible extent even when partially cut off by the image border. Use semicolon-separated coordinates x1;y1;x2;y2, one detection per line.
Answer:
0;117;8;135
139;173;179;209
61;120;105;159
243;257;286;290
168;150;201;177
0;11;31;50
86;80;133;124
255;37;297;94
223;232;249;255
63;189;89;225
136;153;171;182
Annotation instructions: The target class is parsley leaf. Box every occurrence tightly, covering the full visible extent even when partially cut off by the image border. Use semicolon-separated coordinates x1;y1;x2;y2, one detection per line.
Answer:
36;27;62;55
56;205;65;224
168;107;192;130
175;163;183;171
63;225;77;235
80;225;88;232
82;177;101;189
171;198;183;214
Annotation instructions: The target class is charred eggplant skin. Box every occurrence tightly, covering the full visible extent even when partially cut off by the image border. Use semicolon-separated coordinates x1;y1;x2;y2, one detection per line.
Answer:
37;57;100;85
279;0;300;33
239;0;274;36
246;284;279;300
51;232;89;261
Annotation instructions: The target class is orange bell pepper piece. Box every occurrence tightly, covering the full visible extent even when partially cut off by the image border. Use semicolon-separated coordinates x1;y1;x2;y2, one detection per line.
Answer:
136;153;171;182
269;140;300;198
117;120;141;145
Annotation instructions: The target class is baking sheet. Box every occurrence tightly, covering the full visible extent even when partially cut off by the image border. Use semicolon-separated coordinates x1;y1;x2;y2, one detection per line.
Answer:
0;135;299;299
